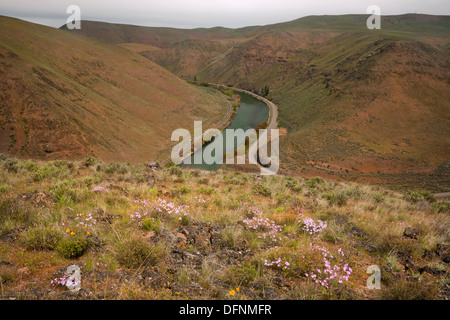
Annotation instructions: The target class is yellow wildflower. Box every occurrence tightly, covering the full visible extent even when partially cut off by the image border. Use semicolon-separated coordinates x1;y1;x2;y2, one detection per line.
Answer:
230;290;236;296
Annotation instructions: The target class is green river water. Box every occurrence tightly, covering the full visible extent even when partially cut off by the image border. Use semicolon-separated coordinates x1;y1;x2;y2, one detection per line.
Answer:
183;91;269;171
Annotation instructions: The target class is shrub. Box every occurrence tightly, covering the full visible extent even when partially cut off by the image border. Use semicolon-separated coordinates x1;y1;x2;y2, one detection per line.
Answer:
171;186;190;197
130;172;146;183
53;160;70;169
141;218;161;234
0;198;36;228
221;89;234;96
56;237;88;259
197;178;209;184
0;270;14;285
0;185;9;193
169;166;183;177
322;191;348;207
84;157;97;167
290;196;304;209
74;176;101;188
432;202;450;213
32;169;47;182
180;215;190;226
49;180;78;204
345;187;362;200
198;186;215;195
189;170;200;177
372;192;385;203
3;159;18;173
229;261;259;286
22;227;62;251
403;190;435;203
22;160;38;172
381;278;440;300
148;186;159;196
224;174;245;185
32;164;62;182
221;226;243;249
286;179;301;192
105;162;128;174
117;238;165;269
253;184;271;197
306;177;324;189
276;193;291;206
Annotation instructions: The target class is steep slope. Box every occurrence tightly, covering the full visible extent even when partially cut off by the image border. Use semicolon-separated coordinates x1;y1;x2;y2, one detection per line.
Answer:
62;15;450;189
61;21;263;80
0;16;228;162
212;30;450;190
270;14;450;34
66;15;450;81
269;35;450;183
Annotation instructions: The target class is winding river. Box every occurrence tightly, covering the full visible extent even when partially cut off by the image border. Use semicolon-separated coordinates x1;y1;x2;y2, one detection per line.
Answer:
182;91;269;171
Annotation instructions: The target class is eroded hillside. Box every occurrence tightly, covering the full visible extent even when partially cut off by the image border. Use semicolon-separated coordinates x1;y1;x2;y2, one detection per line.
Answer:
65;15;450;190
0;16;229;163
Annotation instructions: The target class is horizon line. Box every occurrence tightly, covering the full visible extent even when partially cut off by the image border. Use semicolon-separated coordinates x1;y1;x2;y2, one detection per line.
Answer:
2;12;449;31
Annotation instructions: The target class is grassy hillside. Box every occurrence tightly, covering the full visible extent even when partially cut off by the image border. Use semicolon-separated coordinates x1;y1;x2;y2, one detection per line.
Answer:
0;16;229;163
261;33;450;191
271;14;450;35
65;15;450;190
0;156;448;300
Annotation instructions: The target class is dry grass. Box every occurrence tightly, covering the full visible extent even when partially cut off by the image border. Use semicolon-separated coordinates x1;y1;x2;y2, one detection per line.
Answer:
0;156;448;300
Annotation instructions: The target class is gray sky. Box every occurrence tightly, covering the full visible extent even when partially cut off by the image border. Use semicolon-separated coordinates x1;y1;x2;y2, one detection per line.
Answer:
1;0;449;29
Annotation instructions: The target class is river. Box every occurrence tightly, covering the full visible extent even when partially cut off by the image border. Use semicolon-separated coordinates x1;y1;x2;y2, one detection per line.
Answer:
182;91;269;171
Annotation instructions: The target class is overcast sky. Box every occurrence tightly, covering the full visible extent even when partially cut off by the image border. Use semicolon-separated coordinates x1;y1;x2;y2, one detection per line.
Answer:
1;0;449;29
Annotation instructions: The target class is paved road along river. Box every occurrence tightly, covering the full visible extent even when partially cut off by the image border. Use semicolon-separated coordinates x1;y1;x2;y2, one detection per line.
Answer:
183;88;273;171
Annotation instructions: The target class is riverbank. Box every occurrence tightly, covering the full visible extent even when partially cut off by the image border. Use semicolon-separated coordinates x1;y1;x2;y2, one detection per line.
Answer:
208;84;278;131
182;87;270;171
160;86;240;167
161;83;277;169
207;84;279;174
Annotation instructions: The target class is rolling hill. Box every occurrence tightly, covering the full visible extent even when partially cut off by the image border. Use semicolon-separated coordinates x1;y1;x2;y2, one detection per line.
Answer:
65;14;450;190
0;16;229;163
